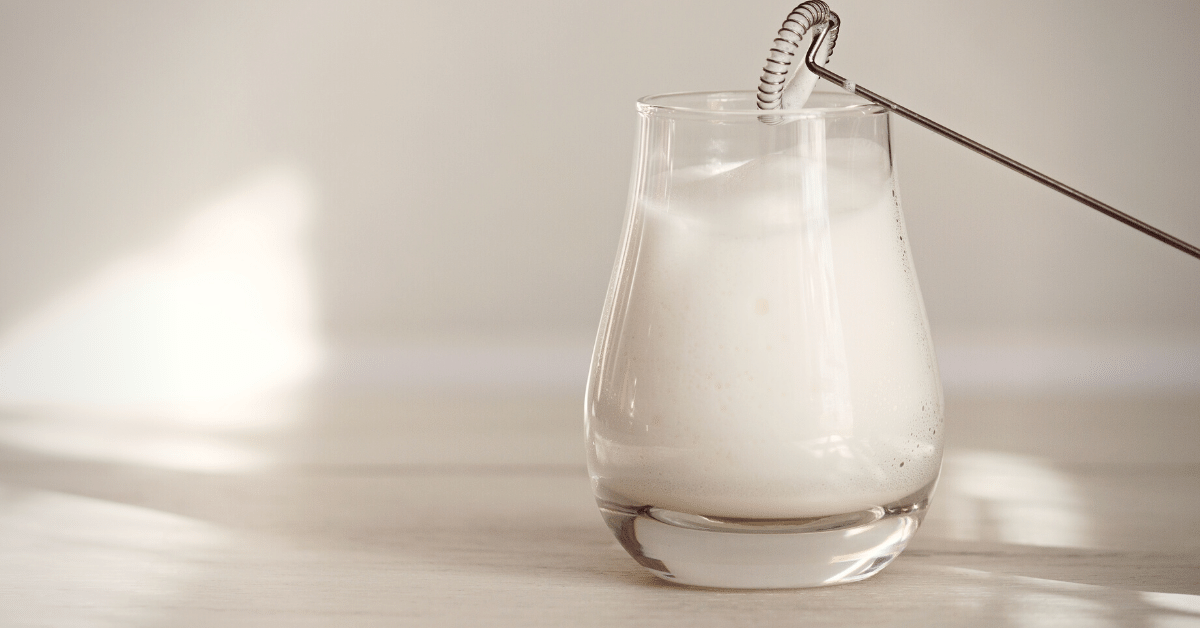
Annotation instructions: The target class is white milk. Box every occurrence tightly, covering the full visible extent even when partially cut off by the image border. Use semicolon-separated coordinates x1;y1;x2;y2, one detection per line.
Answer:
589;139;943;519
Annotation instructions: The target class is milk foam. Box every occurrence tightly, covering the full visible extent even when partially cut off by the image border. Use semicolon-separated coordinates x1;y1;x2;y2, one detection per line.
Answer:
590;139;943;519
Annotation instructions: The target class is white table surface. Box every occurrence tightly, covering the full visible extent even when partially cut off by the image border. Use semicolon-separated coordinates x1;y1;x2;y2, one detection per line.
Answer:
1;386;1197;627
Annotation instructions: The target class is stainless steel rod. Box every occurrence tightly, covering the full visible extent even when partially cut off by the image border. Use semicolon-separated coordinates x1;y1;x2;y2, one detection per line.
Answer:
801;24;1200;262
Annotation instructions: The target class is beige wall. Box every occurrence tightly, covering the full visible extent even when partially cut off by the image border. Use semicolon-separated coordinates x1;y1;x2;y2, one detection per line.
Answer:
0;0;1197;390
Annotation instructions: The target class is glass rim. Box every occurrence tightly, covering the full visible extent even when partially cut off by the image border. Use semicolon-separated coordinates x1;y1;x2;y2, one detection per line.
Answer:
636;89;887;120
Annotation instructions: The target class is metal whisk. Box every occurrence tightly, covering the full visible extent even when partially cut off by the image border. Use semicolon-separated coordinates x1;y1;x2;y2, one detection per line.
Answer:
757;1;1200;261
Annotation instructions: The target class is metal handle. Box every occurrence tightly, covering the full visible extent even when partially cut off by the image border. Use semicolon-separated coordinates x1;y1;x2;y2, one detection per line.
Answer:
757;2;1200;261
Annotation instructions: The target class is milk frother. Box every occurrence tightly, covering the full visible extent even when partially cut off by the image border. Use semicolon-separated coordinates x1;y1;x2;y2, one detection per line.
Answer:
758;1;1200;261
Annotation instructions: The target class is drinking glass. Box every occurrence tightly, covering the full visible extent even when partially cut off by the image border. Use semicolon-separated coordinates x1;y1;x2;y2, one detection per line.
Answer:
585;90;944;589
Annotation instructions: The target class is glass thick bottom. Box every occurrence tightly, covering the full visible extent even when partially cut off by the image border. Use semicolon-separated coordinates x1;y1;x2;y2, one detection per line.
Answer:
597;484;933;589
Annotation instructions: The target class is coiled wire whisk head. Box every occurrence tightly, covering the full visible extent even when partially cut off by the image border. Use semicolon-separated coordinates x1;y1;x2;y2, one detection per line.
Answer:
757;0;840;111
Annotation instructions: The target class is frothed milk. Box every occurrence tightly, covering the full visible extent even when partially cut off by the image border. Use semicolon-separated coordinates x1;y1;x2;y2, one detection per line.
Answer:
588;135;943;520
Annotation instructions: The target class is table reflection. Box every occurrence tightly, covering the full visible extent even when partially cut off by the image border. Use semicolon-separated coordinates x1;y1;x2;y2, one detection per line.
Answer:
937;449;1092;548
0;482;228;625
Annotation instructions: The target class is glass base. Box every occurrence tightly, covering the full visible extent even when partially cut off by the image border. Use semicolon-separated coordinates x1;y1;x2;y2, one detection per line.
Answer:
598;496;928;589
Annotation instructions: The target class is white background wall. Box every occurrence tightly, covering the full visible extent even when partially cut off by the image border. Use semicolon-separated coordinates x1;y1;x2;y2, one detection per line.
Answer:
1;0;1197;393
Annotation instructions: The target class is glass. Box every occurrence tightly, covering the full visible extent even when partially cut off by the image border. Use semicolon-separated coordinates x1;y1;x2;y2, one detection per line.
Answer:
585;90;944;589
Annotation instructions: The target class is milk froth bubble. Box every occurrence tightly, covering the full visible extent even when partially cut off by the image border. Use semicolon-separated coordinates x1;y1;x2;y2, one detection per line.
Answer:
589;137;943;519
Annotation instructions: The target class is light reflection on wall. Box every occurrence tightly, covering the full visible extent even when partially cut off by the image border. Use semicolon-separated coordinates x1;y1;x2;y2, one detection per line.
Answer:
939;450;1093;548
0;168;321;470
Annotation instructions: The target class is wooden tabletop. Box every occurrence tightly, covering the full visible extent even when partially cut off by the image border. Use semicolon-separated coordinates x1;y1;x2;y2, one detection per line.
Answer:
1;386;1197;626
